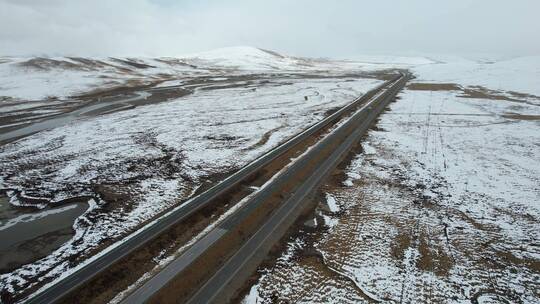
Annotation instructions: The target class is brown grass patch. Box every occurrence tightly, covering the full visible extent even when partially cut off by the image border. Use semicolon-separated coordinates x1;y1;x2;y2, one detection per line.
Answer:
407;83;461;91
416;234;453;277
391;230;413;261
495;250;540;273
502;114;540;121
459;86;519;102
506;91;540;101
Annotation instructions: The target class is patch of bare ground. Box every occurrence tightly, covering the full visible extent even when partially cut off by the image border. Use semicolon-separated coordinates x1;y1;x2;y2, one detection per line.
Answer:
0;96;16;102
506;90;540;101
416;232;453;277
17;58;82;71
390;227;413;261
409;83;540;109
502;113;540;121
375;70;405;81
459;86;517;101
407;82;462;91
323;106;341;117
153;58;198;69
70;81;156;99
109;57;157;69
258;48;286;58
67;57;115;69
458;86;540;106
495;250;540;273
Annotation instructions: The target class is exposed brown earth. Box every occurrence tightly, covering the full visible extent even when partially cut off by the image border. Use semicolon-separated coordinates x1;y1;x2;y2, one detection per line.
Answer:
506;90;540;101
407;83;540;108
407;82;462;91
502;113;540;120
17;58;83;71
459;85;519;101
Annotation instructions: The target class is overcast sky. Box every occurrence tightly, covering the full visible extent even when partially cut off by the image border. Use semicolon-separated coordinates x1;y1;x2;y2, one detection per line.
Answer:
1;0;539;58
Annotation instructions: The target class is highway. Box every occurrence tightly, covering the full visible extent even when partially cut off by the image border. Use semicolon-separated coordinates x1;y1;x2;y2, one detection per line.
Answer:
189;73;409;304
24;76;399;304
120;73;409;303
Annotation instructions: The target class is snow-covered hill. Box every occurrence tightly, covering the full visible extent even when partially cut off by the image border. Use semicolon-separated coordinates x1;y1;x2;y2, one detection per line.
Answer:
2;46;538;102
0;56;198;102
0;46;399;102
180;46;300;70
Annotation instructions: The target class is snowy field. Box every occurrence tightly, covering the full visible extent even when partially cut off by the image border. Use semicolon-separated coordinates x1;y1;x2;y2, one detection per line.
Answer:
1;46;538;302
413;55;540;97
243;58;540;303
0;70;383;297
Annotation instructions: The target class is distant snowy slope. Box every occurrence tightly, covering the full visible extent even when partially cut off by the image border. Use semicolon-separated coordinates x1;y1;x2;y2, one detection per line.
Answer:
4;46;536;103
413;55;540;96
182;46;333;71
181;46;294;70
1;57;119;101
0;56;196;101
488;56;540;95
184;47;437;71
0;46;393;102
350;55;435;66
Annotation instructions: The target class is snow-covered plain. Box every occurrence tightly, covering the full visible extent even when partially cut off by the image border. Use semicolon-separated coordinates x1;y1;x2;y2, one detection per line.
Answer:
243;56;540;304
412;55;540;96
0;71;384;297
1;46;539;302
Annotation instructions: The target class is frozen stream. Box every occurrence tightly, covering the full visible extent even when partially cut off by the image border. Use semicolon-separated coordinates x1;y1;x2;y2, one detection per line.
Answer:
0;196;88;271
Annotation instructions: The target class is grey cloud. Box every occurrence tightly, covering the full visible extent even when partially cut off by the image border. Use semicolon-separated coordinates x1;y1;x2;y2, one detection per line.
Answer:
0;0;538;57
